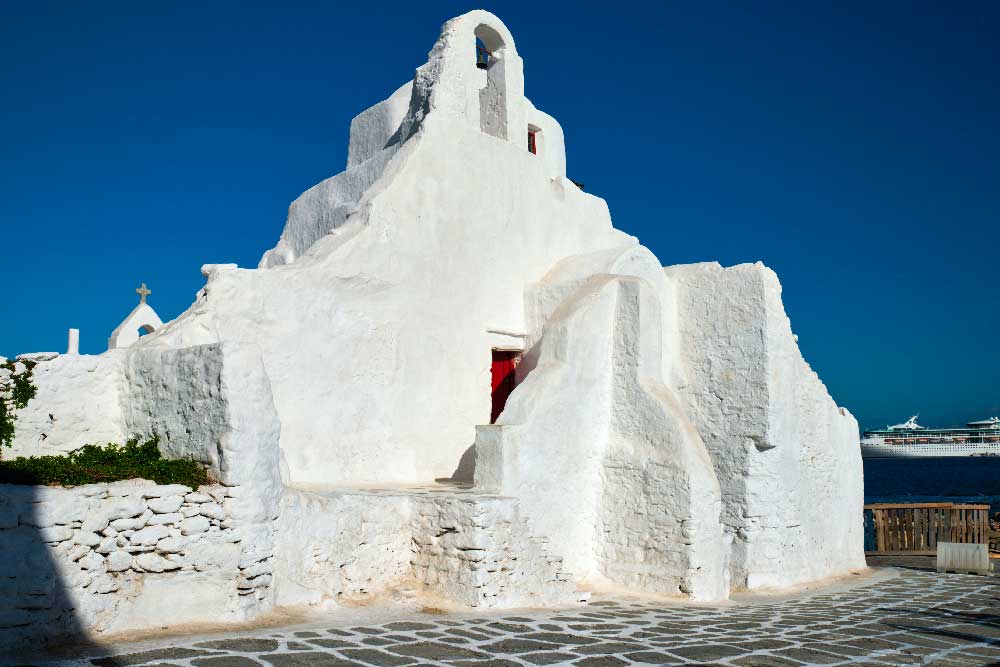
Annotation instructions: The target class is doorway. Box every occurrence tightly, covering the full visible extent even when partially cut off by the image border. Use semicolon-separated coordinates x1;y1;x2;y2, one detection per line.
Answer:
491;349;520;423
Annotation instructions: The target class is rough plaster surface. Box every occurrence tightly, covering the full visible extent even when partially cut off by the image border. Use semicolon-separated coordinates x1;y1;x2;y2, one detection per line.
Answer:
3;10;863;643
666;262;865;590
8;352;128;459
476;274;728;600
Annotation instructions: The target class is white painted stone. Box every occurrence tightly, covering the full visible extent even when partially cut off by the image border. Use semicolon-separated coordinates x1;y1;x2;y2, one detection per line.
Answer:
106;551;132;572
179;516;210;535
129;525;170;546
89;572;119;594
78;551;105;571
198;503;225;520
72;530;102;547
155;536;187;554
81;496;143;532
109;517;144;531
185;492;212;503
135;552;181;573
146;512;183;526
141;484;193;498
17;352;58;362
67;544;90;561
147;495;184;514
96;537;117;555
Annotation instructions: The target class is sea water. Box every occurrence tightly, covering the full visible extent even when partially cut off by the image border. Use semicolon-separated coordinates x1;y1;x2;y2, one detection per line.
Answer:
863;456;1000;515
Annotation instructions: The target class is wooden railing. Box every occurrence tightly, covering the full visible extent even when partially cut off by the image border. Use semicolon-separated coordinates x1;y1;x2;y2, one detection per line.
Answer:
864;503;991;555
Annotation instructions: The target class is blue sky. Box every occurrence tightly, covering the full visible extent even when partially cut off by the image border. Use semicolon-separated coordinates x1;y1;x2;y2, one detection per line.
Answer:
2;1;997;429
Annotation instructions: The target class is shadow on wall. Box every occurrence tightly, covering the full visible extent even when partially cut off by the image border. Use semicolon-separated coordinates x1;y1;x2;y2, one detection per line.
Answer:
446;338;543;485
1;483;109;662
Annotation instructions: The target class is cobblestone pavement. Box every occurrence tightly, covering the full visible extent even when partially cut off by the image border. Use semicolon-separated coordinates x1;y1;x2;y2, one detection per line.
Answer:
17;568;1000;667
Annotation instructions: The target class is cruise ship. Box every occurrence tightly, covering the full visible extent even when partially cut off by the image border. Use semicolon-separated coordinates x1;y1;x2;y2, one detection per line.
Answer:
860;416;1000;458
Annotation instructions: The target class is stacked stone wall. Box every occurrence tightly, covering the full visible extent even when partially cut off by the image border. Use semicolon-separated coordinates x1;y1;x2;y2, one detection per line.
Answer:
0;479;272;649
410;494;580;608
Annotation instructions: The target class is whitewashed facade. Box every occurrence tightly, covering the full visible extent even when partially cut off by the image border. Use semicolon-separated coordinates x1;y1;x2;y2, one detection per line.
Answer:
2;11;864;647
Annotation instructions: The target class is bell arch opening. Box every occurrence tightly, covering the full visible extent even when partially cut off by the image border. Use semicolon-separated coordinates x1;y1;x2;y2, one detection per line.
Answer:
475;24;508;140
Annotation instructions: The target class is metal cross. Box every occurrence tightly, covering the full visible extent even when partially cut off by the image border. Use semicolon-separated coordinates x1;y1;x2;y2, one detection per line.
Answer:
136;282;152;304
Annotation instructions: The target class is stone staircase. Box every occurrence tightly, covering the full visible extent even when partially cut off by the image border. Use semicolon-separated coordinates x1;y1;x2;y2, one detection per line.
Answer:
410;493;583;608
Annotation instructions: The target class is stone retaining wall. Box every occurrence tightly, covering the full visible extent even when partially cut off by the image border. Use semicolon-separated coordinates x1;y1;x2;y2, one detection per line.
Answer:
1;482;583;649
1;479;272;649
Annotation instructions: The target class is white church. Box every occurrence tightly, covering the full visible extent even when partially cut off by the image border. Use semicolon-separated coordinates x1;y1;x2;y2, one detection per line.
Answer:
1;10;864;646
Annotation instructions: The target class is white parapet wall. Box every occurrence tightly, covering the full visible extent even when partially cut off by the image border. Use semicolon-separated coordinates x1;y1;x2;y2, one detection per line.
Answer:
273;487;582;610
7;352;129;459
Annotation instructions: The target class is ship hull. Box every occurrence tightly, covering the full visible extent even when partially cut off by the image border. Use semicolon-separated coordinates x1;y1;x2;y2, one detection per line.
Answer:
860;441;1000;458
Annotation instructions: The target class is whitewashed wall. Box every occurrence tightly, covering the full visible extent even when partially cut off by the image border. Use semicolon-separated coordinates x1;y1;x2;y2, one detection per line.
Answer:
0;480;271;649
667;262;865;590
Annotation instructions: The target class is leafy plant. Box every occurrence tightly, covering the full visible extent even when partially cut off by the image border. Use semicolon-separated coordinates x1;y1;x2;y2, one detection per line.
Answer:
0;358;38;452
0;436;209;487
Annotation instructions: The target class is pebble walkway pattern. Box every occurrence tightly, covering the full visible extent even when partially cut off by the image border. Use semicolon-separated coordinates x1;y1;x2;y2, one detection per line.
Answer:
17;569;1000;667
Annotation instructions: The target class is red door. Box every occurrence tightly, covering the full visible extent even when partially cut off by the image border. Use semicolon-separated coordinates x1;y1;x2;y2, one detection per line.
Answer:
491;350;519;423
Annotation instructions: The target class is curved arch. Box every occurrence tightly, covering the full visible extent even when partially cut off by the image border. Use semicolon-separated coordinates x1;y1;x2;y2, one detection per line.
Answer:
476;22;509;139
474;23;506;54
108;303;164;350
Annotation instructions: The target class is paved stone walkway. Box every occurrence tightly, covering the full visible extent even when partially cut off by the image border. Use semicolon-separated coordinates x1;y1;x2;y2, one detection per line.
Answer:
16;568;1000;667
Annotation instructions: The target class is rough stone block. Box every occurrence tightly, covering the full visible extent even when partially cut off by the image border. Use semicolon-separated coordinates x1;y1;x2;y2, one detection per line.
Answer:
135;552;181;573
110;517;144;531
146;512;183;526
38;525;73;543
130;525;171;546
198;503;226;520
147;496;184;514
141;484;193;498
72;530;102;547
180;516;210;535
156;537;187;554
105;551;132;572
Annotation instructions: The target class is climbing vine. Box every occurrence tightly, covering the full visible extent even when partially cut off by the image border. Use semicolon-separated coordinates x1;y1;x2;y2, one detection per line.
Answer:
0;358;38;454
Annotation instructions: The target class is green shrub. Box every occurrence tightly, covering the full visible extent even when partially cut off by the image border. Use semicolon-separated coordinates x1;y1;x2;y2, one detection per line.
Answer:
1;358;38;451
0;436;209;488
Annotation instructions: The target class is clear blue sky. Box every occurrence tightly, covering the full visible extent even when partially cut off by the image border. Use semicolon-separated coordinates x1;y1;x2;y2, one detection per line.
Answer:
2;2;997;430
